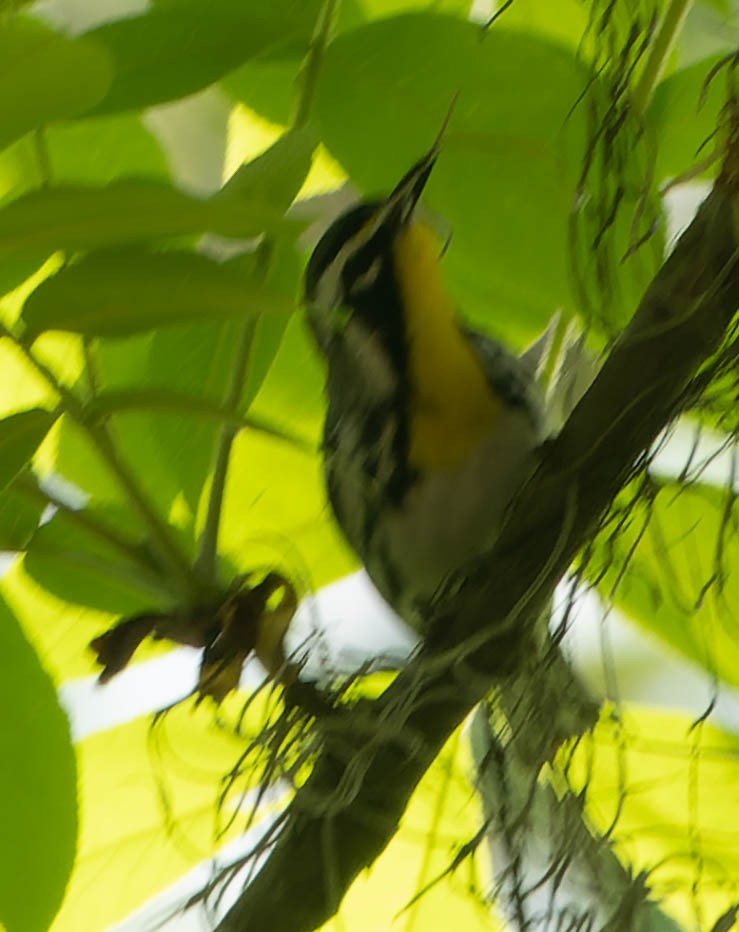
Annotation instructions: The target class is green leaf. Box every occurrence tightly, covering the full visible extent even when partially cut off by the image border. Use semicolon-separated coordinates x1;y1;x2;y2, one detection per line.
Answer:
242;308;294;414
0;17;111;152
52;414;130;508
0;594;77;932
0;255;45;300
568;706;739;930
648;55;728;182
315;15;590;341
52;704;277;929
224;59;305;126
677;2;738;69
223;0;473;124
142;245;298;511
0;408;57;492
144;321;241;512
213;423;353;590
374;0;472;12
248;314;324;440
589;481;739;690
484;0;587;49
21;250;296;340
0;180;288;261
219;126;316;210
696;0;730;13
45;113;170;185
84;0;322;117
23;505;174;615
0;476;44;551
52;342;200;518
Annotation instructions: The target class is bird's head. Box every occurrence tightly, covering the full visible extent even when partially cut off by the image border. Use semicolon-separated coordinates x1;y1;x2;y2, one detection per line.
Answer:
303;149;437;361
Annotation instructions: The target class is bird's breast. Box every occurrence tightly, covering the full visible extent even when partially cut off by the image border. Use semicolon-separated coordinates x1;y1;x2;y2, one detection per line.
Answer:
392;223;502;472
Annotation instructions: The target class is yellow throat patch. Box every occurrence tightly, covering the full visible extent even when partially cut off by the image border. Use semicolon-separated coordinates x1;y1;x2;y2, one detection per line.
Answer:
393;223;501;472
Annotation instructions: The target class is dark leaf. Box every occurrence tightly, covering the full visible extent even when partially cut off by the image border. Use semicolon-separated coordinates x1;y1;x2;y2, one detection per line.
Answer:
89;612;161;683
0;180;287;261
198;572;298;701
0;476;44;551
21;249;295;340
84;0;322;116
0;408;57;493
24;506;173;615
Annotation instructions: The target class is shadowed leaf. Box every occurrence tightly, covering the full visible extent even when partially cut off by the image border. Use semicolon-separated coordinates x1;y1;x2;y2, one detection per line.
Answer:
0;408;57;493
21;250;295;340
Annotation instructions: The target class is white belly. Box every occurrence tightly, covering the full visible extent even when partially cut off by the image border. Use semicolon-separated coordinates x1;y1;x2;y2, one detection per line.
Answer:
369;406;539;626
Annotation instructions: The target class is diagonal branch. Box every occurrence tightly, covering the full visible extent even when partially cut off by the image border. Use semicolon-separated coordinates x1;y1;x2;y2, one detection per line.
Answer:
217;148;739;931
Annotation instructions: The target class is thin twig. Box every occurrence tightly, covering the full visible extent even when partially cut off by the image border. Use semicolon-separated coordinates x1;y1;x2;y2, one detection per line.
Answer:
292;0;340;130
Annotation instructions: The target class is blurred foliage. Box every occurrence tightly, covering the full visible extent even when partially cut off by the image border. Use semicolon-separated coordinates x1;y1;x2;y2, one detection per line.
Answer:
0;595;76;932
0;0;735;929
587;479;739;691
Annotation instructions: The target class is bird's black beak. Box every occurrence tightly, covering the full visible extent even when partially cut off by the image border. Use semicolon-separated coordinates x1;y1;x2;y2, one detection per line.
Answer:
382;148;437;230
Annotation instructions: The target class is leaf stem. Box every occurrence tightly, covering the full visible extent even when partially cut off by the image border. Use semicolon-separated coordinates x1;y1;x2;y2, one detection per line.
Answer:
6;332;199;601
195;317;258;582
292;0;340;129
632;0;694;115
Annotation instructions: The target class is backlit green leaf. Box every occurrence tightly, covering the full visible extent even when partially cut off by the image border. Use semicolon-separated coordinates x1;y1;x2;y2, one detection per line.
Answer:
589;481;739;690
144;320;242;513
647;55;728;182
567;706;739;929
0;17;111;151
488;0;588;49
0;594;77;932
142;245;298;511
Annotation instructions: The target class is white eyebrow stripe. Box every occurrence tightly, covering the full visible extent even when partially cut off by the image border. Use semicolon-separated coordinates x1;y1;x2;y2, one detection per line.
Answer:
311;153;433;310
350;256;382;294
314;214;381;308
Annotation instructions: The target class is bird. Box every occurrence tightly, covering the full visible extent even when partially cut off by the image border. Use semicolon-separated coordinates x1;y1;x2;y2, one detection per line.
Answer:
303;143;545;631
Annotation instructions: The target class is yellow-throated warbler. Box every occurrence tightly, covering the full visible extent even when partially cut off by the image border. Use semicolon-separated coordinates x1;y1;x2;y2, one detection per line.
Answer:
304;146;545;629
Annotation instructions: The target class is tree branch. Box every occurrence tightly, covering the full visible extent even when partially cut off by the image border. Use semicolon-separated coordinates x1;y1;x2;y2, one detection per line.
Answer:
217;148;739;931
468;707;683;931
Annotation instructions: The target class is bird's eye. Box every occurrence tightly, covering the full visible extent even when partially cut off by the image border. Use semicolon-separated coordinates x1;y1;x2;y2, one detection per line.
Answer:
349;257;382;296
